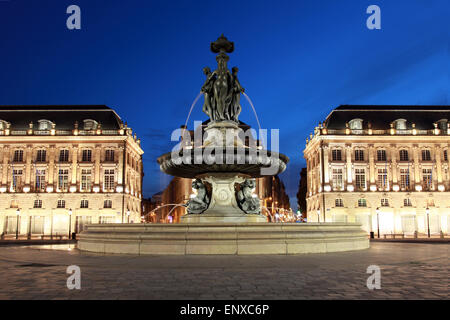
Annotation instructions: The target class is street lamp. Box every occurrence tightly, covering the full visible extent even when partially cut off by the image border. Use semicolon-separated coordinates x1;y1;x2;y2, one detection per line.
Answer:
316;209;320;223
426;207;430;238
376;207;380;238
126;210;130;223
15;208;20;240
68;209;72;240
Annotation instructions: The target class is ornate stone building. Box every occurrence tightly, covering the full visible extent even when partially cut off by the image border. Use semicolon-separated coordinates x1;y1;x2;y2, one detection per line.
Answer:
0;105;143;238
304;105;449;236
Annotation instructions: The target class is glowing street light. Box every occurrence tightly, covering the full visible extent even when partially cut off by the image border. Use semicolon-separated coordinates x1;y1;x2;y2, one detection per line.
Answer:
127;210;130;223
376;207;380;238
426;207;430;238
316;209;320;223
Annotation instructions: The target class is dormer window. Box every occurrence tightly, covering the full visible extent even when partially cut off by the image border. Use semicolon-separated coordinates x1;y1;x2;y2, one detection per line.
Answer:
83;119;98;130
0;120;8;130
38;119;54;130
349;118;363;130
437;119;448;131
394;119;407;130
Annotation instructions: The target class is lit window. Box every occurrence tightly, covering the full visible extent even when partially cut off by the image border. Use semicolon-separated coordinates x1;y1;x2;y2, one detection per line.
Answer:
80;200;89;208
437;119;448;131
0;120;7;130
421;150;431;161
399;150;409;161
34;200;42;208
355;169;366;190
13;150;24;162
377;150;386;162
358;199;367;207
354;150;364;161
422;169;433;190
82;150;92;162
11;169;23;192
83;119;98;130
332;168;343;190
105;150;115;162
35;170;46;191
81;169;92;191
335;199;344;207
58;169;69;191
404;199;412;207
400;169;410;190
103;169;115;190
59;150;69;162
38;119;53;130
332;149;342;161
349;119;363;130
377;169;388;189
381;198;389;207
395;119;407;130
36;150;46;162
57;200;66;208
104;200;112;208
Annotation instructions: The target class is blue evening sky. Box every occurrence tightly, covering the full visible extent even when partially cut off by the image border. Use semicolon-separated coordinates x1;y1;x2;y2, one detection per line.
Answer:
0;0;448;209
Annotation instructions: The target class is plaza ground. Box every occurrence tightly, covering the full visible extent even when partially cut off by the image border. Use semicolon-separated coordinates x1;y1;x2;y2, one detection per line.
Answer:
0;242;447;300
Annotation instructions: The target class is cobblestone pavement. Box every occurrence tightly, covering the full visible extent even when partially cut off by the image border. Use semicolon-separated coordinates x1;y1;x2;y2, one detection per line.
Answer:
0;242;447;300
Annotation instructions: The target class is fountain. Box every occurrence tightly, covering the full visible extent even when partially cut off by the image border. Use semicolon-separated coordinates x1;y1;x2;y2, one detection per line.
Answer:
78;35;369;255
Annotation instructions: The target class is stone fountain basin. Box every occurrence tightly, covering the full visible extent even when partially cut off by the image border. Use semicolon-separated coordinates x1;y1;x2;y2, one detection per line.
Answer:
77;223;369;255
157;147;289;179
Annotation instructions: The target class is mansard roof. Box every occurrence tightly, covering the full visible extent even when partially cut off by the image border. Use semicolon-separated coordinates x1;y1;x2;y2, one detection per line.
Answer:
324;105;450;130
0;105;123;130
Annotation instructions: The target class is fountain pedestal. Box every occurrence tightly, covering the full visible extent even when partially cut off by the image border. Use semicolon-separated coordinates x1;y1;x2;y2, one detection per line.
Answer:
182;173;266;223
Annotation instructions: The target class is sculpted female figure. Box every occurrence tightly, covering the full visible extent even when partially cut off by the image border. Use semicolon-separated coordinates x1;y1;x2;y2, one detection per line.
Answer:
213;52;232;121
230;66;244;122
201;67;215;119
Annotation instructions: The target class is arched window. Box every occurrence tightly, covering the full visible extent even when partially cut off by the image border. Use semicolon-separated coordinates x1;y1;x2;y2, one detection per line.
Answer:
349;118;363;130
399;150;409;161
83;119;98;130
0;120;8;130
394;119;407;130
38;119;54;130
437;119;448;131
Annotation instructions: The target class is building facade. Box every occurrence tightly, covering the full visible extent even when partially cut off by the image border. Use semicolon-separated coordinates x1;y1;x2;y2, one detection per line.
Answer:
304;105;449;236
0;105;143;238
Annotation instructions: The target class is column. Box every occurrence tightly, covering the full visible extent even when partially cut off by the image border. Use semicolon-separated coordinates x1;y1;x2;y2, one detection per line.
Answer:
346;145;353;191
413;145;420;185
94;145;101;186
391;145;398;185
71;146;78;185
24;145;32;186
1;146;9;186
48;145;55;186
323;146;330;184
117;146;124;186
435;146;442;184
367;144;376;191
